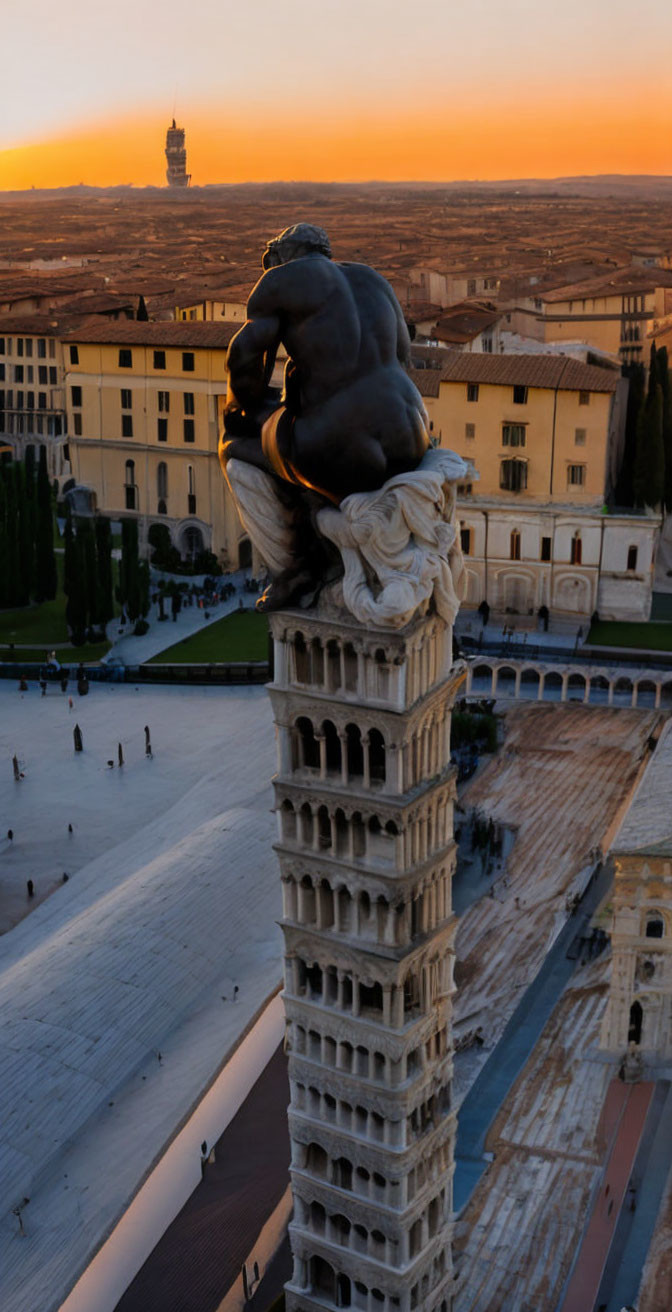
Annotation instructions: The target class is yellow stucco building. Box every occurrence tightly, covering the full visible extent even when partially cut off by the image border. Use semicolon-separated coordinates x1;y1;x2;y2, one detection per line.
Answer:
508;268;672;365
413;352;658;620
64;321;248;567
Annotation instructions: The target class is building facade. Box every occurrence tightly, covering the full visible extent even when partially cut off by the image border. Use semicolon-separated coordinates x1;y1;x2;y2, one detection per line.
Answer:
413;352;658;621
601;723;672;1061
506;268;672;366
63;321;246;566
269;608;462;1312
0;318;70;477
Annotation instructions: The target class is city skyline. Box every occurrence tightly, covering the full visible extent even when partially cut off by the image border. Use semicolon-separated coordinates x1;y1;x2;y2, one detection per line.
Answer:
3;0;672;188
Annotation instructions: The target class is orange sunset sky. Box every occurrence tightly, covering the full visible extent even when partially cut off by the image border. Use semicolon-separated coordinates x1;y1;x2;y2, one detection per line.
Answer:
3;0;672;189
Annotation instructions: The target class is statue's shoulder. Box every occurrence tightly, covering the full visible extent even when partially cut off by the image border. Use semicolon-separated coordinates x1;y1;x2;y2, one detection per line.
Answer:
248;256;335;313
339;261;395;290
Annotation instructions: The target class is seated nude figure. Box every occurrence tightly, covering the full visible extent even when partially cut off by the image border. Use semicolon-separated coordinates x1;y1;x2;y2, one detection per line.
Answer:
220;222;429;611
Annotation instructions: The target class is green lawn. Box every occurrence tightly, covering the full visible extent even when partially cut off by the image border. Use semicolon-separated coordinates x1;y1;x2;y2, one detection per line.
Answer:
0;593;70;644
0;641;111;664
588;620;672;651
148;611;269;664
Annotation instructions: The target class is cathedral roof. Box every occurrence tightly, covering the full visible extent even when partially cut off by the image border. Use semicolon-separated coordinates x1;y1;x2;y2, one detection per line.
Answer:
613;719;672;857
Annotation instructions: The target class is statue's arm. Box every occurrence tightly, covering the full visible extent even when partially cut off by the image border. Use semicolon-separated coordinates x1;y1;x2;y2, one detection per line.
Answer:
226;312;281;408
391;289;412;366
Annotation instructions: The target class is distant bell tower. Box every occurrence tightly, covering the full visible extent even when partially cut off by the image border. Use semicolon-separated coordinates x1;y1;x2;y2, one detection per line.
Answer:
165;119;190;188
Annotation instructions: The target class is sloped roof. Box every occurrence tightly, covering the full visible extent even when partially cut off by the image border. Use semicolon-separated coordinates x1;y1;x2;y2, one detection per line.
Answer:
438;350;620;393
0;792;280;1312
407;366;441;398
62;320;241;349
613;719;672;856
540;266;672;304
431;302;502;344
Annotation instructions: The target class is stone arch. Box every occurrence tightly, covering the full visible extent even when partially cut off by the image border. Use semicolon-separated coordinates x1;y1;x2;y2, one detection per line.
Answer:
295;716;319;770
346;724;364;780
542;670;563;701
494;665;516;696
589;675;609;705
567;672;586;701
636;679;657;708
368;728;386;784
293;632;310;683
613;676;634;707
471;663;494;695
519;667;540;699
280;799;296;842
322;719;342;775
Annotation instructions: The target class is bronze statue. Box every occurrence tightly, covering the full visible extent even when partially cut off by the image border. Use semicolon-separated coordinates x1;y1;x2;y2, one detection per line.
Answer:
220;224;430;611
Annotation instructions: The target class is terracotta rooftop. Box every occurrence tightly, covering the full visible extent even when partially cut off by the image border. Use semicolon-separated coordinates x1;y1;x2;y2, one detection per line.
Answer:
0;314;85;337
438;350;620;393
407;367;441;398
62;320;241;349
431;302;502;344
540;266;672;304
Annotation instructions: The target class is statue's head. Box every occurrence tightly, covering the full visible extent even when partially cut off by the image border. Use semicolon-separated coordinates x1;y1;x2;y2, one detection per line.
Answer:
262;223;332;270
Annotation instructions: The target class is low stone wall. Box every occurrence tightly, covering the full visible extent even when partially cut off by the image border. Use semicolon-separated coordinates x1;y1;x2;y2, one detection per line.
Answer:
466;657;672;709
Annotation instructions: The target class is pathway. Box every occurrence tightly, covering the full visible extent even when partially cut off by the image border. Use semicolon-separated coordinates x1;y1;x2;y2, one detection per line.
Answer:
595;1081;672;1312
558;1080;654;1312
115;1045;290;1312
102;568;259;666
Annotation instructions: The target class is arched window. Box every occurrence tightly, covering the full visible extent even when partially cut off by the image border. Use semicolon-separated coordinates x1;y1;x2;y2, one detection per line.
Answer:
646;915;664;939
368;728;386;784
157;461;167;514
293;633;310;683
323;720;342;774
295;717;320;770
571;531;582;565
628;1000;643;1045
510;528;521;561
346;724;364;779
124;458;136;510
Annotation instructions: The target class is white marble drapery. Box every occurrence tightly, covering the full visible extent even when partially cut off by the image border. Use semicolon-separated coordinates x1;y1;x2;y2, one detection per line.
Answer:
317;448;467;628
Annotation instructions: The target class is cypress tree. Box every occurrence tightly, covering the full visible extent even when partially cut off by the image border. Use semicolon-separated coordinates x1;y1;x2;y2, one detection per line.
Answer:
615;362;645;507
95;516;114;624
24;446;36;598
657;346;672;510
633;345;665;508
139;559;150;619
34;445;57;601
77;518;98;629
0;471;9;608
4;466;21;607
64;520;87;645
120;518;141;621
15;462;32;606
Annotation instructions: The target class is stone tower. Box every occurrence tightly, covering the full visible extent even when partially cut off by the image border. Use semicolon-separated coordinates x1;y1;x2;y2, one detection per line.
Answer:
268;603;464;1312
165;119;190;188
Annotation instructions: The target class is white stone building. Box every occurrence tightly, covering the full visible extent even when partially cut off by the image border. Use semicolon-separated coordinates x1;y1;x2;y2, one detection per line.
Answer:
601;721;672;1061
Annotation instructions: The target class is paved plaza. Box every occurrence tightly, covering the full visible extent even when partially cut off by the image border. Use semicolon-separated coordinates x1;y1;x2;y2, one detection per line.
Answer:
0;678;274;932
